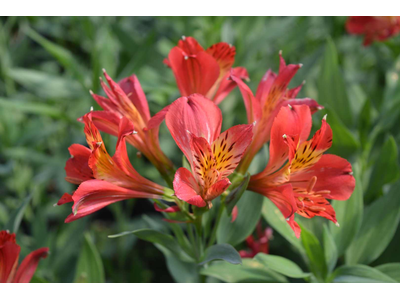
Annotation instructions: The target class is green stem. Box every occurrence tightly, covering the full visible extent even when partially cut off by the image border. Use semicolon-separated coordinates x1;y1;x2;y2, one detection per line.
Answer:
207;198;225;248
187;223;199;262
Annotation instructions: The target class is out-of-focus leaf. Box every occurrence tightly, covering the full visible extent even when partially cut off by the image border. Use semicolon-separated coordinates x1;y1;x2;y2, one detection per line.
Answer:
0;97;66;119
4;195;32;233
322;109;360;158
7;68;82;99
380;54;400;131
225;173;250;216
366;136;399;202
24;26;89;89
300;225;327;281
262;198;304;255
200;258;288;283
217;191;263;246
322;225;337;274
317;38;353;127
74;233;105;283
330;265;396;283
346;183;400;265
255;254;310;278
109;228;189;261
199;244;242;265
375;263;400;282
329;163;363;256
164;250;199;283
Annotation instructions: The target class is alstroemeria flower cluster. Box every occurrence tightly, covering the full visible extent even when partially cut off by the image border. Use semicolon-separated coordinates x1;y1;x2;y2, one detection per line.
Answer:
59;36;355;239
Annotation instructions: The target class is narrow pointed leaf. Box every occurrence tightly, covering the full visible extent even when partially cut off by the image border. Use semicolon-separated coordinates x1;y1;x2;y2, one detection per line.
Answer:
255;253;310;278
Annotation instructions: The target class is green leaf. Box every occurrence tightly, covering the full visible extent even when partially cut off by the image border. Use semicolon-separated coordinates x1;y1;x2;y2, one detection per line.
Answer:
317;38;353;128
261;198;304;254
199;244;242;265
255;254;310;278
23;26;89;89
164;251;199;283
329;163;363;256
322;109;360;158
200;258;287;283
225;173;250;216
375;263;400;282
322;225;338;274
7;68;82;99
330;265;396;283
300;225;327;281
109;228;188;261
0;97;66;119
74;233;105;283
217;191;263;246
346;183;400;265
4;195;32;234
366;136;399;202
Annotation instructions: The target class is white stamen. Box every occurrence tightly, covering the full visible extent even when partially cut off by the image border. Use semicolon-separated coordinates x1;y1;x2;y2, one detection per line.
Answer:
229;44;233;48
298;63;303;68
282;134;287;139
184;56;189;60
53;203;58;207
89;90;94;95
132;130;138;135
96;142;103;147
335;222;340;227
252;120;257;126
182;35;186;40
279;50;282;55
102;68;106;73
90;106;94;112
186;130;191;134
348;171;353;175
286;217;290;221
323;114;327;121
302;80;306;85
288;104;293;110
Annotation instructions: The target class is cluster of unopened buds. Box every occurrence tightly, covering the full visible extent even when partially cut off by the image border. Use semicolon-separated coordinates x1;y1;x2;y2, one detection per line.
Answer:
59;36;356;239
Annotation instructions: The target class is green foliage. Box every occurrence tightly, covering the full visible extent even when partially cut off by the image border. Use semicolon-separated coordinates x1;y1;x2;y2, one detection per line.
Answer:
346;183;400;265
74;233;105;283
255;254;310;278
217;191;263;246
199;244;242;265
200;259;288;283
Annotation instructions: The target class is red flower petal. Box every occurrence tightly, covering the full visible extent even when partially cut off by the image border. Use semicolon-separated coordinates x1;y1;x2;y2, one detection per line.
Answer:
168;47;220;96
65;144;93;184
13;247;49;283
165;94;222;163
173;167;203;206
290;154;355;201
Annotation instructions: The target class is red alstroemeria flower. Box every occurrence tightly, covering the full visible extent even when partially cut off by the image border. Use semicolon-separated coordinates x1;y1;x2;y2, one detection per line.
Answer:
88;71;174;183
0;230;48;283
147;94;253;208
230;53;323;173
248;105;355;237
239;223;273;258
60;113;173;222
165;36;249;104
346;16;400;46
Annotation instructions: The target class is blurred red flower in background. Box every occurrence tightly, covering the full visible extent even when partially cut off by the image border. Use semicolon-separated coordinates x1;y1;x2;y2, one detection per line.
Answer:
239;223;273;258
0;230;48;283
346;16;400;45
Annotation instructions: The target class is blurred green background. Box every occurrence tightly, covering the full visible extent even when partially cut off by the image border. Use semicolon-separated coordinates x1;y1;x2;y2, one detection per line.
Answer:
1;16;400;283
